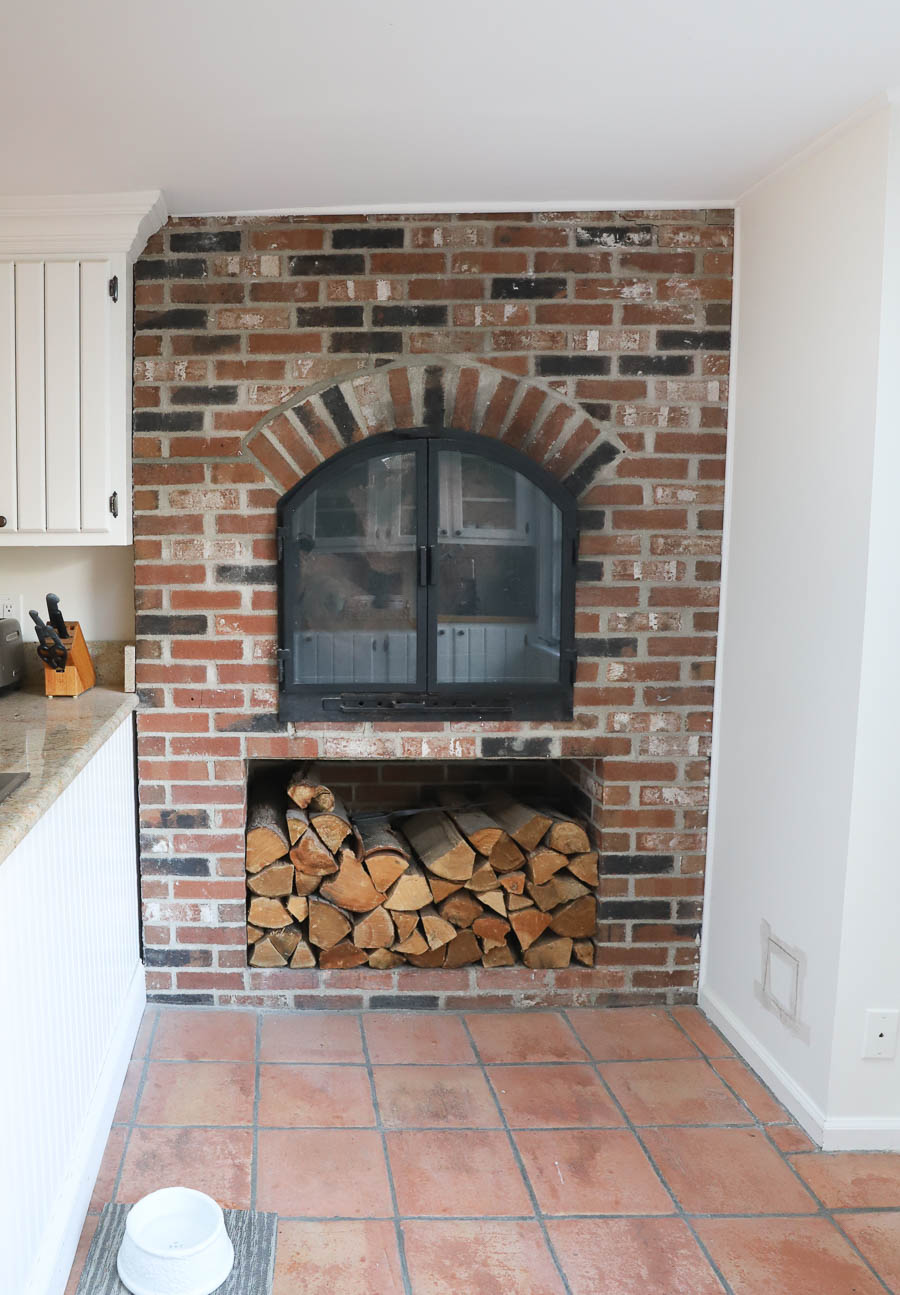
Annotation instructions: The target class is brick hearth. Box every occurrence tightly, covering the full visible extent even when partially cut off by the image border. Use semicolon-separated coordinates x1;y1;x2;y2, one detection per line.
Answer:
132;209;730;1008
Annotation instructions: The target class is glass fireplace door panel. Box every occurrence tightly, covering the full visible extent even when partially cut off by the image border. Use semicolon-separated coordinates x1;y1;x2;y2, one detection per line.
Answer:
434;449;563;684
288;450;418;685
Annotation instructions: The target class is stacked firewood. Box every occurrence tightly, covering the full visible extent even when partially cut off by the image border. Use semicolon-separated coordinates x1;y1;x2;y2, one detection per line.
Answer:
245;764;597;970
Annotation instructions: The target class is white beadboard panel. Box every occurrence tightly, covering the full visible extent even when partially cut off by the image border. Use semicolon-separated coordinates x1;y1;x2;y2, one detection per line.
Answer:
14;260;46;532
0;715;140;1295
79;258;111;534
44;260;82;532
0;262;16;530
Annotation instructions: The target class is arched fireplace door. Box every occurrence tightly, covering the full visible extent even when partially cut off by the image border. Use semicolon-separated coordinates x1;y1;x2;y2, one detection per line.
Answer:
276;428;577;721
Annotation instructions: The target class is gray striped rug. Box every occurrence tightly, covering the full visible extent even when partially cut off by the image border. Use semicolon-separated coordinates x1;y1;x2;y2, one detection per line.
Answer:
76;1202;278;1294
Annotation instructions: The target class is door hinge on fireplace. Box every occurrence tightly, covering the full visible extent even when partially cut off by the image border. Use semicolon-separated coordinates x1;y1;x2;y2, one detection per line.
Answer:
276;649;290;684
276;526;286;560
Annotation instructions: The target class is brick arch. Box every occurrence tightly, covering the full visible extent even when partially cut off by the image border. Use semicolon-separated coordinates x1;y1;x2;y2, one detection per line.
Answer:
240;357;621;498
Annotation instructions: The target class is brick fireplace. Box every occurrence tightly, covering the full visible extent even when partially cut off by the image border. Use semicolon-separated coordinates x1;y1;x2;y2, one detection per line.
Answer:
133;209;730;1009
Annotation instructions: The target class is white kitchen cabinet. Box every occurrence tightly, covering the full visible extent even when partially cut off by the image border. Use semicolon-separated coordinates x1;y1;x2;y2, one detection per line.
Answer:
0;191;166;546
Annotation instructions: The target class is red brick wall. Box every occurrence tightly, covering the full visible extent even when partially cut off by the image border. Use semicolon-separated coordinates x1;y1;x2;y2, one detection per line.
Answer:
133;209;731;1009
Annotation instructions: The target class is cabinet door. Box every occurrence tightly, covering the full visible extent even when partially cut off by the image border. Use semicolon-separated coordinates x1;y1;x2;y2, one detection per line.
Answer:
0;256;124;544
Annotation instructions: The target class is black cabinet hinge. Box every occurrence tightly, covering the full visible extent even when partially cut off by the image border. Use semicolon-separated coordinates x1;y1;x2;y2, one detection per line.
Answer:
108;275;119;303
277;527;286;560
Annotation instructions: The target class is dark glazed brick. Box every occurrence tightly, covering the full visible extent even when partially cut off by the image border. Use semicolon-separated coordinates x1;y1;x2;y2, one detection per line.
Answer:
581;402;612;422
142;855;211;874
577;509;606;531
216;564;276;585
576;225;653;246
537;356;612;376
563;441;621;496
618;355;694;376
218;714;287;733
136;614;207;636
289;253;366;275
135;309;208;331
604;854;676;874
329;331;402;353
171;385;238;405
368;995;441;1010
706;303;733;326
575;637;638;657
320;385;359;445
293;995;365;1010
658;330;731;351
175;334;241;355
144;949;212;968
135;259;208;280
148;993;215;1006
332;227;405;249
170;231;242;252
482;737;553;757
491;277;566;300
133;411;204;432
424;365;444;428
600;901;671;920
296;306;364;328
577;560;605;580
676;900;704;920
372;305;448;327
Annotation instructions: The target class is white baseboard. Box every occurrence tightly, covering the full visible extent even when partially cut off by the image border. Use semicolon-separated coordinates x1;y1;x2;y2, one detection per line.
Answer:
26;960;146;1295
699;986;900;1151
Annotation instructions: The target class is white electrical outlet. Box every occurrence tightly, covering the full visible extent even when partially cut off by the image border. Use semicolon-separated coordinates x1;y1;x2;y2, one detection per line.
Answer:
863;1010;899;1059
1;597;15;620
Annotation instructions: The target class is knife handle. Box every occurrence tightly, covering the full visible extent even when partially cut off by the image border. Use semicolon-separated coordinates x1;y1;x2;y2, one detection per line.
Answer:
46;594;67;638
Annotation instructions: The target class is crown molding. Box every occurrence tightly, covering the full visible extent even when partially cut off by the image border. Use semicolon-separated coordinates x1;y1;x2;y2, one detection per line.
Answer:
0;190;167;258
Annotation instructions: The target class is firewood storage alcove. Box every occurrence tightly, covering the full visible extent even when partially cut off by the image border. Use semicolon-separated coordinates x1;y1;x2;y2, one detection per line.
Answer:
275;429;577;721
245;760;598;972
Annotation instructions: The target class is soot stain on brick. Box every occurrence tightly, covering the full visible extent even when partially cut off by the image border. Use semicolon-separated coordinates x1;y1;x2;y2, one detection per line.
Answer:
481;737;553;758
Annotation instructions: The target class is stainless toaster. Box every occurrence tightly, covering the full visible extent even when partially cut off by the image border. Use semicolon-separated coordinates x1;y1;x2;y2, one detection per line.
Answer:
0;618;25;690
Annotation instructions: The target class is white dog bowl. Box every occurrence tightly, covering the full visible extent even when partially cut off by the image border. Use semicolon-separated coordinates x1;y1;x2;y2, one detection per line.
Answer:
116;1187;235;1295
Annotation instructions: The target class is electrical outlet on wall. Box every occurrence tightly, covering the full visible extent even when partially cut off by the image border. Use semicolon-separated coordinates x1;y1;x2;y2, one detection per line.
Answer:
1;597;15;620
863;1010;899;1059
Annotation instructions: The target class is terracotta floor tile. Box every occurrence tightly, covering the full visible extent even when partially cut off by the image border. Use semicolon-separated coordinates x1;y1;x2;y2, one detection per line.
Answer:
669;1007;733;1057
152;1007;257;1062
695;1216;886;1295
767;1124;817;1153
386;1129;532;1217
839;1211;900;1290
600;1059;751;1126
642;1127;817;1214
113;1059;143;1123
363;1012;475;1065
789;1151;900;1208
567;1008;700;1061
403;1219;566;1294
548;1217;725;1295
488;1064;624;1129
260;1012;364;1064
130;1008;157;1060
515;1128;673;1216
257;1129;392;1217
273;1220;405;1295
709;1057;788;1123
373;1065;501;1128
89;1126;126;1211
117;1127;253;1207
64;1214;98;1295
466;1012;587;1064
137;1061;255;1126
259;1064;375;1127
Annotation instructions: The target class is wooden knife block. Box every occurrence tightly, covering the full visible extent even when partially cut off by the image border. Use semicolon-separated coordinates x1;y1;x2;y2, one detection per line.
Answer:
44;621;96;698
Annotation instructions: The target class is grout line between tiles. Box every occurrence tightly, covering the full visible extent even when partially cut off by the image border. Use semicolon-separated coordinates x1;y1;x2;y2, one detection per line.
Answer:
358;1013;415;1295
560;1007;738;1295
659;1007;896;1295
110;1006;162;1206
461;1015;576;1295
250;1010;262;1211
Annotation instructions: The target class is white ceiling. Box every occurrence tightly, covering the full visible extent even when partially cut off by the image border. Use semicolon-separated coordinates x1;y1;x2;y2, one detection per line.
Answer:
4;0;900;214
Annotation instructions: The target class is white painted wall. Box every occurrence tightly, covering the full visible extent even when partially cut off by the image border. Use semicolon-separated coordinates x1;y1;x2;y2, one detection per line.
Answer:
701;102;900;1145
0;545;135;639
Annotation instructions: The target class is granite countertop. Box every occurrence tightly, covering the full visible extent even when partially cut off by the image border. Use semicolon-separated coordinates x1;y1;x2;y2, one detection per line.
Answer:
0;662;137;865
